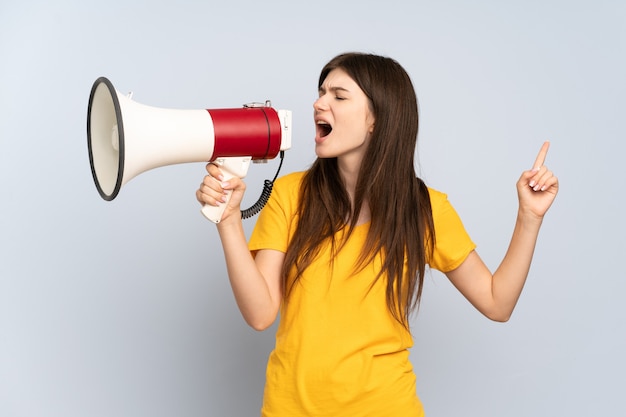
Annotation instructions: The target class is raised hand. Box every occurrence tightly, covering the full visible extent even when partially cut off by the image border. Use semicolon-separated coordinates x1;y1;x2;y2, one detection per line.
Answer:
516;141;559;219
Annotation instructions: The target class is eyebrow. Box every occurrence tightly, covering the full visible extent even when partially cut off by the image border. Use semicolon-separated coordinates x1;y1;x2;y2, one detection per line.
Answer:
318;86;351;94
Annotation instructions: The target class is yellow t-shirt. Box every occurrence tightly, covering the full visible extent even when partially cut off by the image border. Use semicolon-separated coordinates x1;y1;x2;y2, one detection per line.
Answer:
249;172;476;417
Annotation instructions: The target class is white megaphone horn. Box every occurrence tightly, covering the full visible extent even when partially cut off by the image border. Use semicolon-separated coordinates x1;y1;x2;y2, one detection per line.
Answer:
87;77;292;223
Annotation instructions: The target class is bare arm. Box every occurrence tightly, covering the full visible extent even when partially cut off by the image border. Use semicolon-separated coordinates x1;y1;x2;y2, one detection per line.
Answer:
197;163;283;330
446;142;559;322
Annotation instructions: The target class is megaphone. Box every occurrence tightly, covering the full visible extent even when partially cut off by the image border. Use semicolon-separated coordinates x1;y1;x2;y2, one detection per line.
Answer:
87;77;292;223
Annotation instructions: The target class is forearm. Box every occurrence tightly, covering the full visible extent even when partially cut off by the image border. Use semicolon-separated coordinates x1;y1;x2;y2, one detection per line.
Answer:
491;210;544;320
216;217;280;330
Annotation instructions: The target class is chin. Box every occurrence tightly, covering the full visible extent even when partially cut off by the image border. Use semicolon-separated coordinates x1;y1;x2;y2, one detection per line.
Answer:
314;144;333;159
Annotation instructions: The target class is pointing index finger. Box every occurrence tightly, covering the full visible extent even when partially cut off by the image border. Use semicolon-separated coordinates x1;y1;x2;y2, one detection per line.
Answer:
532;141;550;170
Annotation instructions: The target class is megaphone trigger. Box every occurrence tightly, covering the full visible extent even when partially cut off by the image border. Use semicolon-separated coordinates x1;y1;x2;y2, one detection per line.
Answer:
200;157;252;223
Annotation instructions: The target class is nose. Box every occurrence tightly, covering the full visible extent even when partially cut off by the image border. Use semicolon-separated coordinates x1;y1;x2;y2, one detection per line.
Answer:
313;95;328;112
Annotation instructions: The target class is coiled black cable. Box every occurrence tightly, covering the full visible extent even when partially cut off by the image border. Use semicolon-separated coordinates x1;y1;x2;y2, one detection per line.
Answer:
241;151;285;219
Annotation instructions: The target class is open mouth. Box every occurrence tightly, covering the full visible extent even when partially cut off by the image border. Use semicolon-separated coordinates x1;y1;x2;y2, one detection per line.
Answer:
317;120;333;138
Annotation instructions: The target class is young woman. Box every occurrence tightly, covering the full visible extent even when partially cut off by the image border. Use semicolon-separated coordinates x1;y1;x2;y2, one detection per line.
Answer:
196;52;558;417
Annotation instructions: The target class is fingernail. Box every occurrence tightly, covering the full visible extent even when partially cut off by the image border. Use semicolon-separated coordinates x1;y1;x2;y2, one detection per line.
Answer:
529;180;536;188
540;185;547;191
221;181;230;188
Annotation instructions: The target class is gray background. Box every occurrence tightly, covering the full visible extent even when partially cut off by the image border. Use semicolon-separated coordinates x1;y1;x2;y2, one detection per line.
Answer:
1;0;624;416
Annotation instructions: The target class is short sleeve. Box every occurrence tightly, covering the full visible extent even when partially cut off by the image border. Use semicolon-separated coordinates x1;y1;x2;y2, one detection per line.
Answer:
248;172;303;253
427;188;476;272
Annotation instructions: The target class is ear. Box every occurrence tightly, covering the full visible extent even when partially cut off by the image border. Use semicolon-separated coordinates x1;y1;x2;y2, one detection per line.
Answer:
366;106;375;133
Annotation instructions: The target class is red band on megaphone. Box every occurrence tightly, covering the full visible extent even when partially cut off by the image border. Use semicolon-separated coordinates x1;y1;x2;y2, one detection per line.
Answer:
208;107;282;161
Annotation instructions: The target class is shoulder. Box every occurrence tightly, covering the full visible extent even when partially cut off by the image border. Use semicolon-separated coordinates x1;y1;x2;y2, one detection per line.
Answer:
273;171;306;203
426;186;449;210
263;171;306;217
425;186;462;220
249;172;305;251
275;171;306;188
424;186;476;271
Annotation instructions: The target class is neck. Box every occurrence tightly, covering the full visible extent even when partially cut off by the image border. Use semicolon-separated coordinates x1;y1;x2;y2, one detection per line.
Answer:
337;154;361;197
337;156;370;226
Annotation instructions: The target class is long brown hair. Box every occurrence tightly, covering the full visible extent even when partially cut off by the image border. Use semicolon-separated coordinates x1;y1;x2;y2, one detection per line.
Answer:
282;52;435;329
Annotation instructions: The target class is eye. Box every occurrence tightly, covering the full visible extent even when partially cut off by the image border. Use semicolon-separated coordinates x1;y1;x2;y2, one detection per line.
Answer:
334;96;346;101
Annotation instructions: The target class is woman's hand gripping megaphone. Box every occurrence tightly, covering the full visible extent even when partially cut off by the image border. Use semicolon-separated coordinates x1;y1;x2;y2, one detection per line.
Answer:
197;156;251;223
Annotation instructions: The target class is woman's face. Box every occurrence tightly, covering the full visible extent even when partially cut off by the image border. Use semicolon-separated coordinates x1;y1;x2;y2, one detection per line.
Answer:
313;68;375;163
